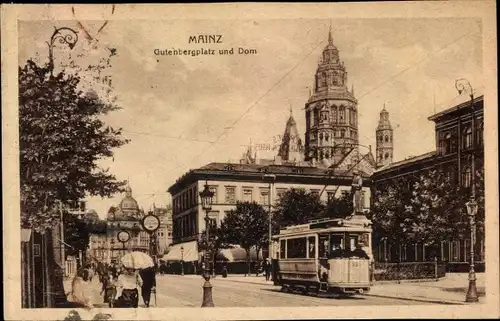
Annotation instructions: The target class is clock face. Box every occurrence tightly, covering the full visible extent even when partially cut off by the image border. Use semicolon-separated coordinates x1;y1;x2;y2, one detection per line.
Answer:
117;230;130;243
142;215;160;232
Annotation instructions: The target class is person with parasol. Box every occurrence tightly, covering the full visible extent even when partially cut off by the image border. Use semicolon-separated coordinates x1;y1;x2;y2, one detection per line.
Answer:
116;251;156;308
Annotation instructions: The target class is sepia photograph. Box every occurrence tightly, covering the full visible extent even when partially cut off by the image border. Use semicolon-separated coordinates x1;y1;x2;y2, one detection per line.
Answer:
2;2;498;320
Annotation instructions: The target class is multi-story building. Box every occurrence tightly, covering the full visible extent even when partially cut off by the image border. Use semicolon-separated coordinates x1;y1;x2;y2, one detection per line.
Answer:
153;205;173;255
87;185;150;264
371;95;484;269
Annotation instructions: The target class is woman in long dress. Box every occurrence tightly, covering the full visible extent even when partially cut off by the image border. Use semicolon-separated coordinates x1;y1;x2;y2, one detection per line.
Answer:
67;268;94;309
114;267;143;308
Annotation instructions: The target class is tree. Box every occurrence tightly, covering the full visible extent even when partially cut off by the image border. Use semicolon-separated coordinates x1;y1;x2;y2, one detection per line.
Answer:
325;193;354;219
63;213;107;267
273;188;325;228
220;201;268;275
371;178;415;260
19;60;130;232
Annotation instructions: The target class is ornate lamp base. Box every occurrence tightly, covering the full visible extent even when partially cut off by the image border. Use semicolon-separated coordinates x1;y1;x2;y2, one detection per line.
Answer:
465;277;479;303
201;280;214;307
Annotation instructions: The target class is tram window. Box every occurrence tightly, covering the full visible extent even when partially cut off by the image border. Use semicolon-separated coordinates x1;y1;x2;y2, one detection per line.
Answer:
287;237;307;258
308;237;316;258
280;240;286;259
319;235;329;258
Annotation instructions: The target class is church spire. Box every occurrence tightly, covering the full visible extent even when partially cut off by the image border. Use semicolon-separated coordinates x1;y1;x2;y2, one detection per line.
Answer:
328;20;333;45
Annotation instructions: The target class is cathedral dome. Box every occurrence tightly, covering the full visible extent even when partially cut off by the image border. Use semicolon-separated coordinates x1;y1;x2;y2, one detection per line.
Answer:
119;186;139;210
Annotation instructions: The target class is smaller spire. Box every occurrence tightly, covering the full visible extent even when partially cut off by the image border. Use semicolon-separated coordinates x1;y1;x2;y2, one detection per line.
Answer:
382;102;386;111
289;104;293;117
328;20;333;44
351;84;355;96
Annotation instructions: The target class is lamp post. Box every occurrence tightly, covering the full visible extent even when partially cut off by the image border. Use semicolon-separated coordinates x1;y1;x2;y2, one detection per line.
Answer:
46;27;79;76
180;246;184;276
456;78;479;303
199;181;215;307
262;174;276;260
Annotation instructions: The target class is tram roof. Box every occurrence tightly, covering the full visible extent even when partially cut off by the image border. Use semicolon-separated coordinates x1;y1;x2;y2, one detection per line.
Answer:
276;216;372;237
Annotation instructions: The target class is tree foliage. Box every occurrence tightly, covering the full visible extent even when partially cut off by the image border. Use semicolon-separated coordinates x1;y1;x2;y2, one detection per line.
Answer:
371;166;486;252
19;60;130;231
63;212;107;259
220;201;268;274
273;188;325;228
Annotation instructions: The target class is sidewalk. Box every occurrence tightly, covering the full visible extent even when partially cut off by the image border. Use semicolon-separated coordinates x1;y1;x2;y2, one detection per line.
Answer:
367;273;485;305
178;273;486;305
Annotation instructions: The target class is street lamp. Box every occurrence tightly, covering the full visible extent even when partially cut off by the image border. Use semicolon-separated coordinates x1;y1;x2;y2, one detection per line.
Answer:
456;78;479;303
262;174;276;259
46;27;79;76
465;198;479;302
180;245;184;276
199;181;215;307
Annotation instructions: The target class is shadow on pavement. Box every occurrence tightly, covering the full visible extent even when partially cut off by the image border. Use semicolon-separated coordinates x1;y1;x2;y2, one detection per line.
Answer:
261;288;367;300
442;287;486;297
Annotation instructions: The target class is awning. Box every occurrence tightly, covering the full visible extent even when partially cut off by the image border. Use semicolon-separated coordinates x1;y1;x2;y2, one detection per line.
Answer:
216;248;262;263
161;241;198;262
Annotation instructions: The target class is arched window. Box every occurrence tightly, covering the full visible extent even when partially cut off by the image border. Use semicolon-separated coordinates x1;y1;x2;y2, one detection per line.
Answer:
442;132;452;154
340;129;346;138
325;133;329;142
314;109;319;125
463;126;472;149
378;135;383;143
339;106;346;124
385;135;389;143
384;153;389;159
321;72;327;86
477;121;483;146
462;167;472;187
331;106;338;123
378;153;383;161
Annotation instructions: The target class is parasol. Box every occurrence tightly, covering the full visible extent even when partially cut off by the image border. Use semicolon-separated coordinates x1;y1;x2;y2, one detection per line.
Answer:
120;251;155;270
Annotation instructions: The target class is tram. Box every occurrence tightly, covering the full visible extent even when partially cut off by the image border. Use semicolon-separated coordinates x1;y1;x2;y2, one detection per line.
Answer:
275;214;373;296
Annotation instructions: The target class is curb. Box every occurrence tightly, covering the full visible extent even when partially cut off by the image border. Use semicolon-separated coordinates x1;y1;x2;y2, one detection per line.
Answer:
364;293;466;305
214;278;276;287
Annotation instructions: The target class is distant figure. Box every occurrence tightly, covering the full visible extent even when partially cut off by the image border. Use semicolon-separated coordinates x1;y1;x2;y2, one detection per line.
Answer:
330;244;346;259
139;267;156;307
264;259;271;281
350;243;370;259
67;268;94;309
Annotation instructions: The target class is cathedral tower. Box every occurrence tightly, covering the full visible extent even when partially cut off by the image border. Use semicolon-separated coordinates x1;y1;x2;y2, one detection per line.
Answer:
376;104;393;167
304;27;358;165
278;107;304;163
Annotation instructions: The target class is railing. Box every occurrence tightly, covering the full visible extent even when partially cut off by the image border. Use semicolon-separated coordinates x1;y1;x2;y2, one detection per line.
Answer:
372;260;446;282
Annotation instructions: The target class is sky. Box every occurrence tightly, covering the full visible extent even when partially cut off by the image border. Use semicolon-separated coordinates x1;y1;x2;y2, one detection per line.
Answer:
18;18;483;219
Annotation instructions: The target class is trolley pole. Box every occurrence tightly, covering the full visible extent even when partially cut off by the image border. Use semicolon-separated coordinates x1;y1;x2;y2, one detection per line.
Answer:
263;174;276;260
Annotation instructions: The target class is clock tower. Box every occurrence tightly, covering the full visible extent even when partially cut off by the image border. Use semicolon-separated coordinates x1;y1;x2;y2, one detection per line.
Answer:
304;27;359;165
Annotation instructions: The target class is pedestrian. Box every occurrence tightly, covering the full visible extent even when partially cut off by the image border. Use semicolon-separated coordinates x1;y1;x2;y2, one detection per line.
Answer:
139;266;156;307
66;268;94;309
264;258;271;281
114;267;142;308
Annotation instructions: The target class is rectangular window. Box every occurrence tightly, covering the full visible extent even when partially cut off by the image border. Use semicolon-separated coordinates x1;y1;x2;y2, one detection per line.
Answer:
463;127;473;150
308;236;316;258
260;188;269;205
225;186;236;204
280;240;286;259
209;186;218;204
327;191;335;202
242;188;253;202
286;237;307;259
310;189;320;197
276;188;287;200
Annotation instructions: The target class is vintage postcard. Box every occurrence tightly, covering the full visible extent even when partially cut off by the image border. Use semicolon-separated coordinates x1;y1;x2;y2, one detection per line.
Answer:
2;2;499;320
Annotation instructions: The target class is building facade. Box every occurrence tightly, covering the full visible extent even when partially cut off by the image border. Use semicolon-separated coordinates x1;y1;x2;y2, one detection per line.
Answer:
168;163;372;247
371;95;484;268
153;206;173;255
87;186;151;264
